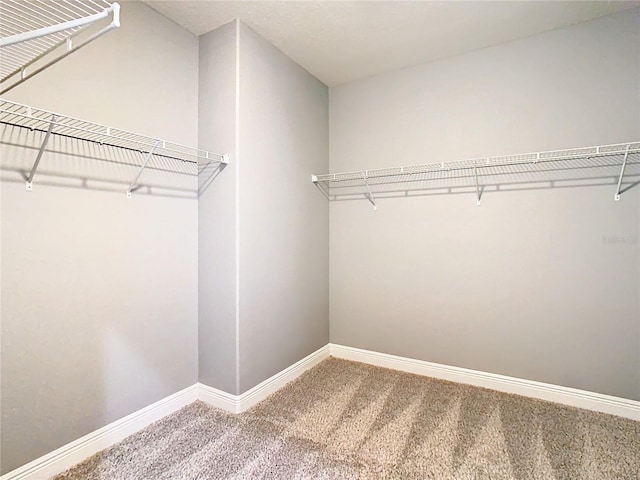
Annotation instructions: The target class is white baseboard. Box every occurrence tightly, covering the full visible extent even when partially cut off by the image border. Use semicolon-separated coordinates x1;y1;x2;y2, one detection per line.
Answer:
237;344;330;412
329;343;640;421
2;345;330;480
197;382;238;413
1;384;199;480
7;342;636;480
198;344;331;413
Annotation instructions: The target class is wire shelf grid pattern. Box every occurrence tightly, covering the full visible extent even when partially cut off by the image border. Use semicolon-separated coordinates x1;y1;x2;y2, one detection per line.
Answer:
0;0;119;92
312;142;640;206
0;98;226;165
313;142;640;186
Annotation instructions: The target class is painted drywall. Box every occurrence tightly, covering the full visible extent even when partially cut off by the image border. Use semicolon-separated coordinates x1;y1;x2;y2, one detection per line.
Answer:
198;21;238;394
329;9;640;400
0;2;199;473
236;24;329;393
196;22;329;395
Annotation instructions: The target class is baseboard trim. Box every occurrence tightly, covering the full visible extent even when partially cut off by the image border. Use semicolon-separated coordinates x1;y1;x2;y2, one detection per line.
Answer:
237;344;330;412
198;344;331;413
0;384;199;480
329;343;640;421
8;342;635;479
197;382;238;413
2;345;331;479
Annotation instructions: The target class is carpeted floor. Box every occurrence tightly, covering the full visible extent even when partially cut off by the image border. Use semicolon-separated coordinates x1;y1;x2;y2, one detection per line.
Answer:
53;358;640;479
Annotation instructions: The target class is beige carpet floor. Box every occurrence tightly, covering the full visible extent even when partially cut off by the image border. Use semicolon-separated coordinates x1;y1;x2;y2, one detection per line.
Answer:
54;358;640;479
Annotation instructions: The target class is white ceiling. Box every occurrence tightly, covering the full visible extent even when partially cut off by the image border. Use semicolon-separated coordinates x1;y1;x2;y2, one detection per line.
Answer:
144;1;640;86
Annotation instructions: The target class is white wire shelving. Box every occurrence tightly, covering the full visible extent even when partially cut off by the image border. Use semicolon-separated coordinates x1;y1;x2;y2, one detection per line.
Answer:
0;0;120;94
312;141;640;209
0;98;229;196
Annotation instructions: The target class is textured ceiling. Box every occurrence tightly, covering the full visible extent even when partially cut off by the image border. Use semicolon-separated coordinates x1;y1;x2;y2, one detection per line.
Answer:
144;1;640;86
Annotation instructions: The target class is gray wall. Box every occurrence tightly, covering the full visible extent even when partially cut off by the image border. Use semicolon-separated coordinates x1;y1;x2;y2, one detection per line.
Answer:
197;22;330;395
0;2;199;473
237;24;329;393
198;21;239;394
329;9;640;400
3;3;636;474
2;14;329;472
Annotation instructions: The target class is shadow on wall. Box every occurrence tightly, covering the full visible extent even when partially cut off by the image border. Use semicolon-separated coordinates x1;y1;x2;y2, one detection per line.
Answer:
316;153;640;207
0;124;224;198
1;124;200;473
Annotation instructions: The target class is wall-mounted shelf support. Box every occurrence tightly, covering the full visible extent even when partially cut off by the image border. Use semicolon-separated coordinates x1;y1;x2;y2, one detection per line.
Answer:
614;144;631;201
362;172;377;210
25;114;56;191
474;163;481;206
127;140;161;198
198;151;230;172
311;174;330;200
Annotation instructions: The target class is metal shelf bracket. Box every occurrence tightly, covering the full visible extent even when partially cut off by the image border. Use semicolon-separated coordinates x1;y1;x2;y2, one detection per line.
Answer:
127;140;161;198
362;171;377;210
25;114;56;191
614;144;631;201
474;163;481;206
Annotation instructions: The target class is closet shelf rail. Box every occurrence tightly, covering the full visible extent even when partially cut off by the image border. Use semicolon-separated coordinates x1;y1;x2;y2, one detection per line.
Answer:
312;141;640;207
0;0;120;94
0;98;229;196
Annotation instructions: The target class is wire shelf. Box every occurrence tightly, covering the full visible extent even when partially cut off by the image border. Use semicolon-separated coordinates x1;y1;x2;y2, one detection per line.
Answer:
0;98;226;164
312;141;640;207
313;142;640;185
0;98;229;196
0;0;120;94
